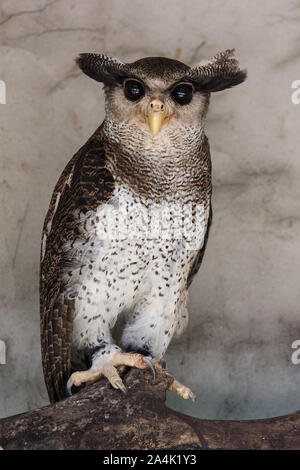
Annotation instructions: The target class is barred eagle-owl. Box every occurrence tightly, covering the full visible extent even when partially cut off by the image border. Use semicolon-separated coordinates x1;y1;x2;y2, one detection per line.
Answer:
40;49;246;402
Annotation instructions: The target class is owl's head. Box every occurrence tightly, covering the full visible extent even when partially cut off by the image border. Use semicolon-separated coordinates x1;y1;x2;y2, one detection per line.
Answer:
76;50;246;137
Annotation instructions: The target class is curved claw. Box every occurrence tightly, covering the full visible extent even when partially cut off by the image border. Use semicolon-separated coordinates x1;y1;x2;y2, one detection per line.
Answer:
143;357;156;383
114;379;127;395
66;377;73;397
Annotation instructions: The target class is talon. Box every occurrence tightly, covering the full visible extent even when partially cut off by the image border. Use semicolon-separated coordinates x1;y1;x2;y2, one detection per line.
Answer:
66;351;158;397
66;377;73;396
143;357;156;383
114;379;127;394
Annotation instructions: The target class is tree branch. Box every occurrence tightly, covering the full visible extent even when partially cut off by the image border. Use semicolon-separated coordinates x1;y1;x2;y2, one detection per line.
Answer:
0;368;299;450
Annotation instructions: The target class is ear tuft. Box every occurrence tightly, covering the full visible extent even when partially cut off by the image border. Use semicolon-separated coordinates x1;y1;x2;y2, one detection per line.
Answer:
76;53;127;85
187;49;247;92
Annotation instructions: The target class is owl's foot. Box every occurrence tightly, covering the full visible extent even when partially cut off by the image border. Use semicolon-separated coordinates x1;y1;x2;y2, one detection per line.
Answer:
168;379;196;401
67;351;155;396
154;362;196;402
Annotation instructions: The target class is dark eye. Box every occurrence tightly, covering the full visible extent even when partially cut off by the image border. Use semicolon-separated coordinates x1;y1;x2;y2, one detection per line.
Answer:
124;79;145;102
171;83;194;105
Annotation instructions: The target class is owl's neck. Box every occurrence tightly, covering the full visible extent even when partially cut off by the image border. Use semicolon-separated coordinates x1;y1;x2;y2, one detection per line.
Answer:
102;118;211;203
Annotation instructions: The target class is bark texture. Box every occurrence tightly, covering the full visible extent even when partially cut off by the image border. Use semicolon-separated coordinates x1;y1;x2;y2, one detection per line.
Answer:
0;368;299;450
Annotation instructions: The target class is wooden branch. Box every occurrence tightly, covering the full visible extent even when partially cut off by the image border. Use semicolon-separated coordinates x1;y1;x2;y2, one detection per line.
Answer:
0;367;299;450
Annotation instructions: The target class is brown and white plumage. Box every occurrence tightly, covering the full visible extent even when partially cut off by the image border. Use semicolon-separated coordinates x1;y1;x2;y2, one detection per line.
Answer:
40;128;114;401
40;50;246;403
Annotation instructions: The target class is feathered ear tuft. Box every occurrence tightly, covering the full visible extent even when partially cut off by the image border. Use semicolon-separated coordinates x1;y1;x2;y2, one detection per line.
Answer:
187;49;247;93
76;53;128;85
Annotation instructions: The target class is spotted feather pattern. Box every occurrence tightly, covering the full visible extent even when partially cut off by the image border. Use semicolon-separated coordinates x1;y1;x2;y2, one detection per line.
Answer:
40;123;212;402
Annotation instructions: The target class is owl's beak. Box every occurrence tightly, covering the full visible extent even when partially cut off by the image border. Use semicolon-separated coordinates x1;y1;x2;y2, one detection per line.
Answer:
146;99;166;136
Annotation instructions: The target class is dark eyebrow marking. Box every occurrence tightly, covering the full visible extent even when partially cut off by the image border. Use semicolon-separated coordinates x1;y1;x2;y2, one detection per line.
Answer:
165;78;195;92
120;75;150;91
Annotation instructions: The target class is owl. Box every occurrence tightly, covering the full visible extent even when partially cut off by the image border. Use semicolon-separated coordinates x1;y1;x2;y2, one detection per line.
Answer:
40;49;246;403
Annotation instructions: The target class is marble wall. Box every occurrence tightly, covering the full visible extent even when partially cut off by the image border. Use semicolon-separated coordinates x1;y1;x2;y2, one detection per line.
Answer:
0;0;300;420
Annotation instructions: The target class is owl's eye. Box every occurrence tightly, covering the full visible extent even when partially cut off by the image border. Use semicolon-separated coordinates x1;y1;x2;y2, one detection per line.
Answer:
123;79;145;102
171;82;194;105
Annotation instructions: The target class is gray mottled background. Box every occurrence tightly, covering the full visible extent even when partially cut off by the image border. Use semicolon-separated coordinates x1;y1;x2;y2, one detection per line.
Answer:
0;0;300;420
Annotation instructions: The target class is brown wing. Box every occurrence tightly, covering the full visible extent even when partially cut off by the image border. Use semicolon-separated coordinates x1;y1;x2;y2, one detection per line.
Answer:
186;205;212;288
187;133;212;288
40;124;114;402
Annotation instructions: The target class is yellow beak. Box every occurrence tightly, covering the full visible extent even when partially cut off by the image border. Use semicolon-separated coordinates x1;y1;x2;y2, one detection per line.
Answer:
146;98;166;136
146;111;165;136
